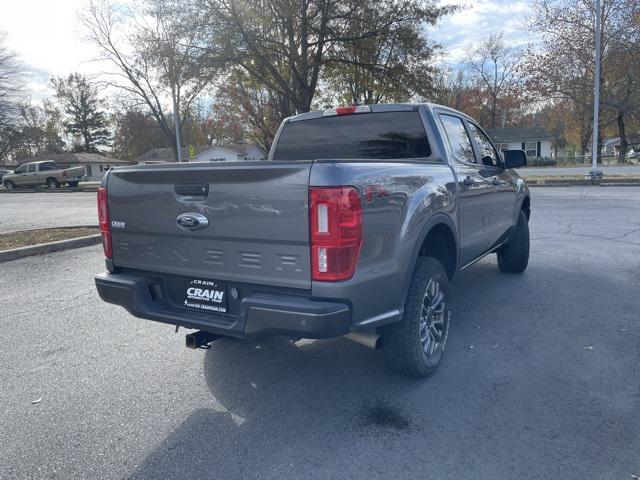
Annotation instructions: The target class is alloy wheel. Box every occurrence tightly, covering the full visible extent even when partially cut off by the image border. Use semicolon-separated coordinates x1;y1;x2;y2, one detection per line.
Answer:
419;279;448;357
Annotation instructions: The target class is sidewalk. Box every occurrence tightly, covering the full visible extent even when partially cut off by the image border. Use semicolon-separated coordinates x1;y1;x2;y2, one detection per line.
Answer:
518;164;640;177
0;182;101;193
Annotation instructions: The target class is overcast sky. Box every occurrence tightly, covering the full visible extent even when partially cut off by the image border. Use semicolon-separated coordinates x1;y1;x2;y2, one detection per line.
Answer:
0;0;536;100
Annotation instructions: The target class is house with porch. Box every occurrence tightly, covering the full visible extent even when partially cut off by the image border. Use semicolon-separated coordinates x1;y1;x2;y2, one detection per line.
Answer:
487;127;555;161
602;135;640;158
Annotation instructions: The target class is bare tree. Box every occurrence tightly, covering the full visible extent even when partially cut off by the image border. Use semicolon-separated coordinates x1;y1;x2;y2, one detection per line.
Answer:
526;0;640;160
600;7;640;162
82;0;214;160
199;0;445;116
14;99;65;158
467;33;522;129
0;32;23;161
321;1;452;105
432;68;469;111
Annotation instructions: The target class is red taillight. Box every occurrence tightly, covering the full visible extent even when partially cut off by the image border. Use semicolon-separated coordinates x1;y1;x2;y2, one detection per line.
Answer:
323;105;371;117
97;187;112;259
310;187;362;281
336;106;357;115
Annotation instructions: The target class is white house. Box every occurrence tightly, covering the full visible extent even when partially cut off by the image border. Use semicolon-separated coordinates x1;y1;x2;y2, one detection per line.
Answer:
192;144;266;162
487;127;555;160
603;135;640;158
136;144;267;165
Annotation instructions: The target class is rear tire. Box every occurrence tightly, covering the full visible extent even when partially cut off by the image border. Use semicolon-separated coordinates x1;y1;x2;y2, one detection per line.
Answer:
497;210;529;273
382;257;451;377
46;177;59;188
3;180;15;189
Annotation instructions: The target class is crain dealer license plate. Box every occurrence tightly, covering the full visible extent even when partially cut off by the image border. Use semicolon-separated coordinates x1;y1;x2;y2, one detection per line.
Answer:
184;279;227;313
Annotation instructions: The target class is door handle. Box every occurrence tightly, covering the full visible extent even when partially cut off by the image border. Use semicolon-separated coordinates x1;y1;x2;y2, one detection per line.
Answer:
491;177;500;186
463;176;474;186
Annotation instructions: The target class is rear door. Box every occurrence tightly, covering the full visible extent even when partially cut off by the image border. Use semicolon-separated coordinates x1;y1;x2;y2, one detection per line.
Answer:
25;164;39;185
107;162;312;290
438;113;495;265
466;122;518;243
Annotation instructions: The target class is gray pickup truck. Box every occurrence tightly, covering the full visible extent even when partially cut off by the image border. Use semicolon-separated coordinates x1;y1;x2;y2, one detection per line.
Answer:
95;103;530;376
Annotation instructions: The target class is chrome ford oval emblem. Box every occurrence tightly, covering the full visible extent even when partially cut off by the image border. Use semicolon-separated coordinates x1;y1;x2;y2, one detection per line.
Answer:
176;212;209;231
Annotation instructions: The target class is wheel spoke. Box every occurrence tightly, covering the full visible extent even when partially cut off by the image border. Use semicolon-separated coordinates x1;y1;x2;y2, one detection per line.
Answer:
420;322;428;343
428;330;438;355
430;291;444;310
430;324;441;340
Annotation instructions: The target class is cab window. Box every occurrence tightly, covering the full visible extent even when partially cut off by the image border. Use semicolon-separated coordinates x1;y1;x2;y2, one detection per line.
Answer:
27;164;36;173
439;114;475;164
15;165;27;173
39;162;57;171
468;123;501;167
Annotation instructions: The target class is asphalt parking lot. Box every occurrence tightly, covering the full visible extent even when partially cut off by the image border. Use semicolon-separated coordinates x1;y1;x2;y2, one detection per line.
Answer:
1;187;639;479
0;192;97;233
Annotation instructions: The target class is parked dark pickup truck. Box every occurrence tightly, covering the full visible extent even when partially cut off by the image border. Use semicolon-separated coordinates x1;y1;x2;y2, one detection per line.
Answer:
95;103;530;376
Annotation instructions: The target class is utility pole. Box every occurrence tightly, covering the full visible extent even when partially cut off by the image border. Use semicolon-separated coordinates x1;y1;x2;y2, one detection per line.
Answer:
589;0;603;179
173;93;183;162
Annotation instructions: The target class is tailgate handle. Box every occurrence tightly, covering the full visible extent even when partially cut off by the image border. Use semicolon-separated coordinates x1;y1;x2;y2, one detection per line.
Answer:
175;184;209;197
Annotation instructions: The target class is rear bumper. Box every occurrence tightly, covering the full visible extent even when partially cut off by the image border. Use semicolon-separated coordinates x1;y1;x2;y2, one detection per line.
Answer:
95;272;351;339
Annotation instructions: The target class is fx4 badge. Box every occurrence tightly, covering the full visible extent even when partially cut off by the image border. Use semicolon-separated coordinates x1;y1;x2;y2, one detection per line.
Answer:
176;212;209;231
364;185;389;203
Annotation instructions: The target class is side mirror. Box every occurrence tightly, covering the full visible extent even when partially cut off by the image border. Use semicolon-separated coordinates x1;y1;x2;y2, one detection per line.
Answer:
504;150;527;169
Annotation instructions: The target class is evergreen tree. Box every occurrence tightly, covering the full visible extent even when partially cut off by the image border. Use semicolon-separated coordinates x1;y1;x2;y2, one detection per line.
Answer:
51;73;111;152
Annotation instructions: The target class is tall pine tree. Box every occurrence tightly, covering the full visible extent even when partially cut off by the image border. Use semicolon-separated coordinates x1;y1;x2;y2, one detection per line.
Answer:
51;73;110;152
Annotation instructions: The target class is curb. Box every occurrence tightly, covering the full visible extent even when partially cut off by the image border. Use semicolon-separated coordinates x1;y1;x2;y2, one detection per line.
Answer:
0;234;101;263
526;179;640;187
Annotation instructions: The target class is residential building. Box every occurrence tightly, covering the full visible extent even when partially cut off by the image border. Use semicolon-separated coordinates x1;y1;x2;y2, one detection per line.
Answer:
602;135;640;157
135;146;212;164
136;144;267;164
192;144;266;162
487;127;555;160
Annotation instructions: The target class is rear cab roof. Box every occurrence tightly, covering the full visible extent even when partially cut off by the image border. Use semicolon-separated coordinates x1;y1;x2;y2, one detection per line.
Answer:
284;103;472;124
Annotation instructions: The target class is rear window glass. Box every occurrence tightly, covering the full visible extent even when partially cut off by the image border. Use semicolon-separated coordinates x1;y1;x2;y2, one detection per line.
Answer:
272;111;431;160
39;162;57;171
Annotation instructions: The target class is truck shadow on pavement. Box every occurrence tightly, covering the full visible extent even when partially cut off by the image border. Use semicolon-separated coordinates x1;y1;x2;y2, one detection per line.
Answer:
129;335;426;479
127;259;638;480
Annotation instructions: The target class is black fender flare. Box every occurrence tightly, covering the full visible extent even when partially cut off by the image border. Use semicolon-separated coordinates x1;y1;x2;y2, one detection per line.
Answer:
399;213;460;311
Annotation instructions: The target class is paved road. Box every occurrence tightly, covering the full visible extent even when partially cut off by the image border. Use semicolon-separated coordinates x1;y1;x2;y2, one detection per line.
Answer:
0;192;97;233
1;187;639;479
518;164;640;176
1;171;638;233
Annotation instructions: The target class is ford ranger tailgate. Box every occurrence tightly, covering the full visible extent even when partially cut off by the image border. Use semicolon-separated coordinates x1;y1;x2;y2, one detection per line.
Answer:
106;162;312;289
